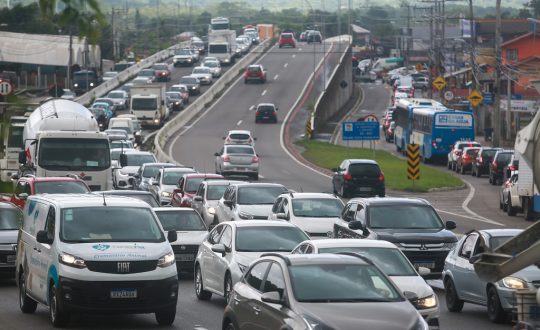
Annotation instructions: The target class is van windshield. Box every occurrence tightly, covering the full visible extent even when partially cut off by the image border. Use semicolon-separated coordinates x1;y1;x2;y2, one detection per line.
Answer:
60;207;165;243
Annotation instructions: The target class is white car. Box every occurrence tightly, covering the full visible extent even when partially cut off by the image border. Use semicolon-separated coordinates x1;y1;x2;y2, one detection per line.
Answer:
194;220;309;302
202;57;220;64
191;66;213;85
222;129;256;146
108;117;136;143
268;192;344;238
201;60;222;77
106;89;129;110
191;180;246;226
153;207;208;273
291;238;440;328
114;149;157;189
214;182;288;222
102;71;118;81
148;167;197;205
60;89;75;100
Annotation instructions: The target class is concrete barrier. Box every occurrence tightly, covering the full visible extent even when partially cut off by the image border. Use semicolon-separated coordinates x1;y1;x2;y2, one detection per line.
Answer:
153;39;274;163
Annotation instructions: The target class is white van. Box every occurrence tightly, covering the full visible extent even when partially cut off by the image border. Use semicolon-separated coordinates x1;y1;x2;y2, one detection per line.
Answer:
16;194;179;327
108;118;136;144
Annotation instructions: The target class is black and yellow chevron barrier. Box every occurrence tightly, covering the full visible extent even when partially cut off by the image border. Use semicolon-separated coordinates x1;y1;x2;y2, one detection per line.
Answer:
407;143;420;181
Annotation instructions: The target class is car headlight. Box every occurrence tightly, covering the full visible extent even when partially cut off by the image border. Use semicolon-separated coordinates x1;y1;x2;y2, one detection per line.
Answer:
59;253;87;268
191;86;196;90
501;276;527;289
73;83;79;87
174;101;180;105
238;211;254;220
90;82;95;87
237;263;247;273
224;59;230;63
207;207;216;215
157;251;176;268
118;170;129;176
154;118;160;123
161;191;172;197
135;131;141;136
412;294;438;309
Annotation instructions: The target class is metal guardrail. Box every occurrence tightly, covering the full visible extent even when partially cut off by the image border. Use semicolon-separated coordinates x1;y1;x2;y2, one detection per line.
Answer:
153;39;273;164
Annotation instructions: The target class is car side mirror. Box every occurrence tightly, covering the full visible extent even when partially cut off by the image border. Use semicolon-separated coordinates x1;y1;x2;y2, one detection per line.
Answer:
193;196;203;202
152;181;159;185
167;230;177;242
173;188;182;195
417;267;431;276
403;291;418;302
133;173;140;178
224;200;233;208
445;220;456;230
36;230;53;245
254;137;257;141
261;291;283;305
119;153;128;167
331;167;339;172
18;151;26;164
348;220;363;231
211;243;227;256
11;173;19;180
276;213;289;221
214;152;220;157
18;193;29;200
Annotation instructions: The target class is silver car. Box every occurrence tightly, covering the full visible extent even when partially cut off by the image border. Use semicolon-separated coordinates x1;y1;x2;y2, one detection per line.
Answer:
201;60;222;78
148;167;197;205
442;229;540;323
113;149;157;189
191;180;246;226
292;239;440;328
194;220;309;302
215;144;259;180
0;203;22;277
190;67;213;85
134;163;179;191
106;90;129;110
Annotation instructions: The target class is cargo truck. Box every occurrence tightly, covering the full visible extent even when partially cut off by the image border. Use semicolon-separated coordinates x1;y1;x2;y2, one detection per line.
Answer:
207;31;237;66
130;84;169;128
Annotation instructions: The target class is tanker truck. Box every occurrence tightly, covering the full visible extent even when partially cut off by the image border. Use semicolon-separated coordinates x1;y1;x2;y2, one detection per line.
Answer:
17;99;112;191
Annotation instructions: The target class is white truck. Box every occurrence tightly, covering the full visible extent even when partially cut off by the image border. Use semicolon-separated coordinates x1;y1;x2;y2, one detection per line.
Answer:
0;115;28;181
207;30;237;66
130;84;169;128
18;99;112;191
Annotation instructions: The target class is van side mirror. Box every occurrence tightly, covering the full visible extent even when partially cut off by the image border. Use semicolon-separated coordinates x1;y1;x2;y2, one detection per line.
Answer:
36;230;53;245
403;291;418;302
18;193;28;200
276;213;289;220
211;243;227;256
261;291;283;304
173;188;182;195
18;151;26;164
193;196;203;202
119;154;128;167
445;221;456;230
348;220;363;230
167;230;177;242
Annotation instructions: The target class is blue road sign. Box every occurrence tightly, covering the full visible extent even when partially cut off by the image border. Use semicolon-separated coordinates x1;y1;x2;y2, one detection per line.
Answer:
342;121;380;141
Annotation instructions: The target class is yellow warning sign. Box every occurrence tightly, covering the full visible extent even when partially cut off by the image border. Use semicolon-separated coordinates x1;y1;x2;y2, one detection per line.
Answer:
407;144;420;181
432;76;446;91
467;90;484;107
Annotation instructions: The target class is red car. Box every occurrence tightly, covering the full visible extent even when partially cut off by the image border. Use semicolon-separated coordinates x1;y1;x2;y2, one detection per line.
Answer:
244;64;267;84
152;63;171;82
396;86;415;98
278;33;296;48
171;173;224;207
7;175;91;209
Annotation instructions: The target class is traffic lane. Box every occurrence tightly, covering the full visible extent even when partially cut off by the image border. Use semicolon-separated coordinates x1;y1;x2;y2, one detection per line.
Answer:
0;277;224;330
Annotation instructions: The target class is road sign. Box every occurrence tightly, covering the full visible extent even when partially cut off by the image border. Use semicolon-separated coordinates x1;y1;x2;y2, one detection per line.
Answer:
0;81;13;96
433;76;446;91
415;63;423;72
342;121;380;141
305;116;313;138
444;91;454;101
407;144;420;180
468;90;484;107
360;114;378;122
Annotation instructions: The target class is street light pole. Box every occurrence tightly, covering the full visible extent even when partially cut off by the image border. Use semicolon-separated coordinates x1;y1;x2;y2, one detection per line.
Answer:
493;0;502;147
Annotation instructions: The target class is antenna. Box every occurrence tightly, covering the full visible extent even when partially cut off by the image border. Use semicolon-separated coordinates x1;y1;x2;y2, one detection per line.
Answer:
299;186;303;192
102;192;107;206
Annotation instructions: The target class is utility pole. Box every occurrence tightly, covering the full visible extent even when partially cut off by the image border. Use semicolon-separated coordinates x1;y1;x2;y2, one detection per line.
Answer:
506;72;512;141
428;5;434;99
111;8;116;60
468;0;481;133
493;0;502;147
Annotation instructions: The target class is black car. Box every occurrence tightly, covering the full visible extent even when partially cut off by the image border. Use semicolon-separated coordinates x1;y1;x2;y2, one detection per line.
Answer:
333;197;458;279
471;147;502;177
255;103;278;123
332;159;385;198
179;76;201;95
489;150;514;185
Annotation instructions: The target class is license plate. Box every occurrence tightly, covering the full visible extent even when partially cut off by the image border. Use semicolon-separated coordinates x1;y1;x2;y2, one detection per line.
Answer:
414;262;435;269
110;289;137;299
6;255;15;263
175;254;194;262
359;187;372;192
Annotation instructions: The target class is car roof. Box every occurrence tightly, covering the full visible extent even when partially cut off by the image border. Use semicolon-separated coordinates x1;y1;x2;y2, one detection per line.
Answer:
303;238;398;249
101;190;153;196
122;149;154;156
153;207;195;212
233;182;286;189
478;229;523;237
204;180;247;186
20;176;83;183
345;159;379;165
280;192;339;199
257;103;275;107
223;220;299;228
162;167;195;173
182;173;221;179
348;197;431;206
29;194;150;208
286;253;370;266
227;130;252;135
143;162;176;168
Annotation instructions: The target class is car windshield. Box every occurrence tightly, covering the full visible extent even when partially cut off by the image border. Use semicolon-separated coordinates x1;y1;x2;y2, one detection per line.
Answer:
111;125;132;134
481;150;498;158
289;264;402;302
34;181;90;194
193;68;209;74
126;154;156;166
204;62;219;68
162;171;186;185
369;205;444;229
142;165;164;178
153;64;168;70
207;185;228;200
139;70;154;77
236;226;308;252
465;149;479;156
318;247;417;276
39;138;110;171
107;92;124;98
132;98;157;111
257;105;275;113
291;198;343;217
237;186;287;205
61;207;164;243
229;134;250;140
497;153;512;163
349;164;381;177
0;208;21;230
110;141;133;149
185;178;206;192
175;49;191;55
180;77;198;84
104;193;159;207
248;66;261;73
166;92;181;100
226;146;255;155
155;210;206;231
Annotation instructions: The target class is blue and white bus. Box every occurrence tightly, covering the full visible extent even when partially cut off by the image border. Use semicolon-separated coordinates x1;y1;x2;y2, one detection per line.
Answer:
393;98;444;153
410;108;475;162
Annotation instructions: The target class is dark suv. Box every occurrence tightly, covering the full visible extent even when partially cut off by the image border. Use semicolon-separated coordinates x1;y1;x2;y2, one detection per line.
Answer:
489;150;514;185
332;159;385;198
333;197;458;279
471;147;502;177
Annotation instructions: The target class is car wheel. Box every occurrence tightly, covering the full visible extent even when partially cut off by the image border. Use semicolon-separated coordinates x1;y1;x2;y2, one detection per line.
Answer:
340;185;349;198
499;196;503;210
155;307;176;325
447;161;452;170
460;165;465;174
49;283;69;327
502;195;508;212
523;197;536;221
444;278;464;312
19;273;37;313
194;265;212;300
224;321;237;330
487;286;507;323
507;195;517;216
471;167;476;176
224;273;233;303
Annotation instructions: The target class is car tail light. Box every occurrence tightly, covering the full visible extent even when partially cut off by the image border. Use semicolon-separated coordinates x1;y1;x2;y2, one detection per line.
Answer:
378;172;385;181
454;150;461;155
344;172;353;181
252;156;259;163
256;111;260;116
479;156;483;163
492;161;497;168
463;155;469;160
510;164;517;171
432;140;437;148
223;155;230;162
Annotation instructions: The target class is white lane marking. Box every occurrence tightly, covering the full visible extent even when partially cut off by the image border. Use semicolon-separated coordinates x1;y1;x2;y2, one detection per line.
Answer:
461;178;504;225
261;90;267;96
436;209;504;226
273;75;279;80
292;54;296;58
259;174;265;179
236;120;242;126
284;63;288;68
249;105;255;111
